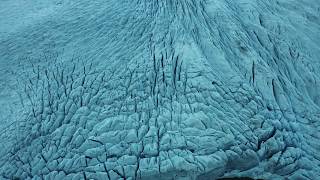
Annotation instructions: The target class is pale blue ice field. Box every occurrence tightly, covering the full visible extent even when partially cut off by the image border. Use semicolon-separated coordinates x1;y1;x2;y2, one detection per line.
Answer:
0;0;319;179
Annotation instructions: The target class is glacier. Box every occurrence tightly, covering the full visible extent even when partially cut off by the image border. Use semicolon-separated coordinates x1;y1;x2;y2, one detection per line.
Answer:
0;0;319;179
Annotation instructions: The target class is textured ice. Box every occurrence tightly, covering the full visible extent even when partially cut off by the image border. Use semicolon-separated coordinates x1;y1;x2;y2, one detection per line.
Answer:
0;0;319;179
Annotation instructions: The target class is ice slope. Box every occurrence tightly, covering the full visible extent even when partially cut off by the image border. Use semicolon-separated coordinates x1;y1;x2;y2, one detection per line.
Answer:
0;0;320;179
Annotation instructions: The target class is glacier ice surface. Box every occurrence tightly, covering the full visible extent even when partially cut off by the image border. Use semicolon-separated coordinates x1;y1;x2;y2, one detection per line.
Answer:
0;0;319;179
